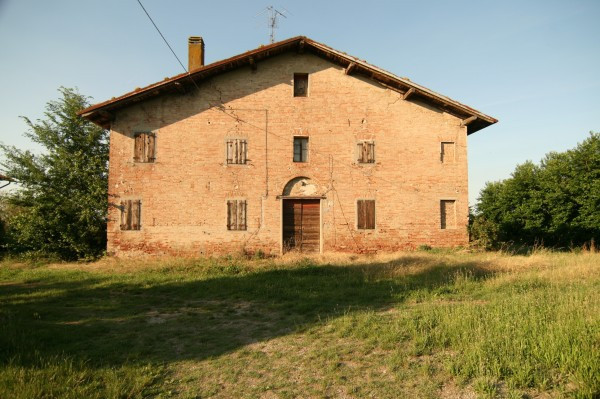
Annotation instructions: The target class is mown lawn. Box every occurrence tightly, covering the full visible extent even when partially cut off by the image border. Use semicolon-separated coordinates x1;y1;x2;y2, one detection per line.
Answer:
0;251;598;398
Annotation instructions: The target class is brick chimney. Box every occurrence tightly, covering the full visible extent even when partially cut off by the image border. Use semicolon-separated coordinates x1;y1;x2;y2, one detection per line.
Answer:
188;36;205;71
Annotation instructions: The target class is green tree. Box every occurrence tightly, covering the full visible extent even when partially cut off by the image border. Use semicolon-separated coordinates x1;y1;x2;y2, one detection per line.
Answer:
0;88;108;259
473;132;600;249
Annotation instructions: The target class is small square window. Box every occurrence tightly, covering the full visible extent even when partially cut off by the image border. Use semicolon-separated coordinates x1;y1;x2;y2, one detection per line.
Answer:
293;137;309;162
357;141;375;163
294;73;308;97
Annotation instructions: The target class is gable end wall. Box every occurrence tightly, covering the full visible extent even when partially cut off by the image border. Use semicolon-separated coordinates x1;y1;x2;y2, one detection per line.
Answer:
107;53;468;256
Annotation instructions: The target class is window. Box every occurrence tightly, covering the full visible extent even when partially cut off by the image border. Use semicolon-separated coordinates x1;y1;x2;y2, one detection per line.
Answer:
227;200;247;231
357;141;375;163
120;200;141;230
226;139;247;164
134;132;156;163
357;199;375;230
440;142;455;163
293;137;309;162
440;200;456;229
294;73;308;97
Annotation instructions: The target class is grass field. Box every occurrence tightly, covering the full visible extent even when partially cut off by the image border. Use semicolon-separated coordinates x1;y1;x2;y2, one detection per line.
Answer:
0;250;598;398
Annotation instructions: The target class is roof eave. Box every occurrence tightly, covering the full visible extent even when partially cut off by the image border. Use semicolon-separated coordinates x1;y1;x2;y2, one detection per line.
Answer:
79;36;497;133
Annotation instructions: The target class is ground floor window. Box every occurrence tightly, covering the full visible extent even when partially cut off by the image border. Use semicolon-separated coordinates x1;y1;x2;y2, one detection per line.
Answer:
440;200;456;229
357;199;375;229
120;199;141;230
227;200;247;230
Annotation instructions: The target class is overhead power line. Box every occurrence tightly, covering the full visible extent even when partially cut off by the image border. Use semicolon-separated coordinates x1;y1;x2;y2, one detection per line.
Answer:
135;0;188;74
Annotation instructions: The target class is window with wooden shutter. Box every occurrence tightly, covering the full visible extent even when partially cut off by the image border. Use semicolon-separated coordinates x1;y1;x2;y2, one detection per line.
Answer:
357;141;375;163
226;139;248;164
294;73;308;97
133;132;156;163
440;142;455;163
120;199;141;230
227;200;247;231
357;199;375;230
440;200;456;229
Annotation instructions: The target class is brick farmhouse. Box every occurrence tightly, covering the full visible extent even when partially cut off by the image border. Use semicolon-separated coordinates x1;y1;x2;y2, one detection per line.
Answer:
79;36;497;256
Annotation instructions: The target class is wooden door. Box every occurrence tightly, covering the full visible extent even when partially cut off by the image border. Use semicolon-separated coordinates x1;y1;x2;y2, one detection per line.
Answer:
282;199;320;253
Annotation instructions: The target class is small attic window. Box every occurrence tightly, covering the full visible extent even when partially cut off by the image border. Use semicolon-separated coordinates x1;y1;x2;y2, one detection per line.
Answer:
294;73;308;97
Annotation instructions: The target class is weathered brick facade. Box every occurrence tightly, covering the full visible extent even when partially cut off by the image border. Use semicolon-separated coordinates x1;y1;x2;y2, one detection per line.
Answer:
81;37;496;256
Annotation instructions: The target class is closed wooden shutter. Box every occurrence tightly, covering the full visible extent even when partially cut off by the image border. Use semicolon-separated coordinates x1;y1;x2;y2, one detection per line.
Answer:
120;200;141;230
238;200;247;230
357;200;375;229
226;140;247;164
134;133;156;163
227;200;236;229
239;140;247;164
227;200;247;230
146;134;156;162
366;142;374;163
134;134;145;162
357;142;365;163
131;200;141;230
120;200;130;230
357;141;375;163
226;140;234;164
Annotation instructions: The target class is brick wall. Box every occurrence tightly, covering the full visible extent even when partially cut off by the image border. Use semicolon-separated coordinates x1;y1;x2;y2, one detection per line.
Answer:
107;52;469;256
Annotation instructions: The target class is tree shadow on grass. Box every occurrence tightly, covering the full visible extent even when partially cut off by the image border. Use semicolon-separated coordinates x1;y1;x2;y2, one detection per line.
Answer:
0;255;495;368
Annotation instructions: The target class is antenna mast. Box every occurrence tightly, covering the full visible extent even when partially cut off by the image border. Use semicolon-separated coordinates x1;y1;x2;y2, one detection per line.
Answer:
266;6;287;43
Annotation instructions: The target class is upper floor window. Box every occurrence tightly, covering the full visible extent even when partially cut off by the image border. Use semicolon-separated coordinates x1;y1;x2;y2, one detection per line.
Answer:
294;73;309;97
440;142;455;163
293;137;309;162
133;132;156;163
357;141;375;163
226;139;247;164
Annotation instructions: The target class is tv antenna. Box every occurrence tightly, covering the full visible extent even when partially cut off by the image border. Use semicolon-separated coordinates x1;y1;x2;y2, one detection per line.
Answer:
259;6;288;43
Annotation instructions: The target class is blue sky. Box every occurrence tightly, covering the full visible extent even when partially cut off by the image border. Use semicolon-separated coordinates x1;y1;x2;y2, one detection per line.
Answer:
1;0;598;205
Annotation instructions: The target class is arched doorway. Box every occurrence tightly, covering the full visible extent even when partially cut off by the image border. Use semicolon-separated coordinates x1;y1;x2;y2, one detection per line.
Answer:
281;177;321;253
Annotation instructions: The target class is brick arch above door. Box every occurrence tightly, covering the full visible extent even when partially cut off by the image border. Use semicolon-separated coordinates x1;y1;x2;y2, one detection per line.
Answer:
282;176;321;197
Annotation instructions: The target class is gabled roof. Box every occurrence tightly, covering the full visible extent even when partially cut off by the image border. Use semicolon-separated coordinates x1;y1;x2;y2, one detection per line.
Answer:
79;36;497;134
